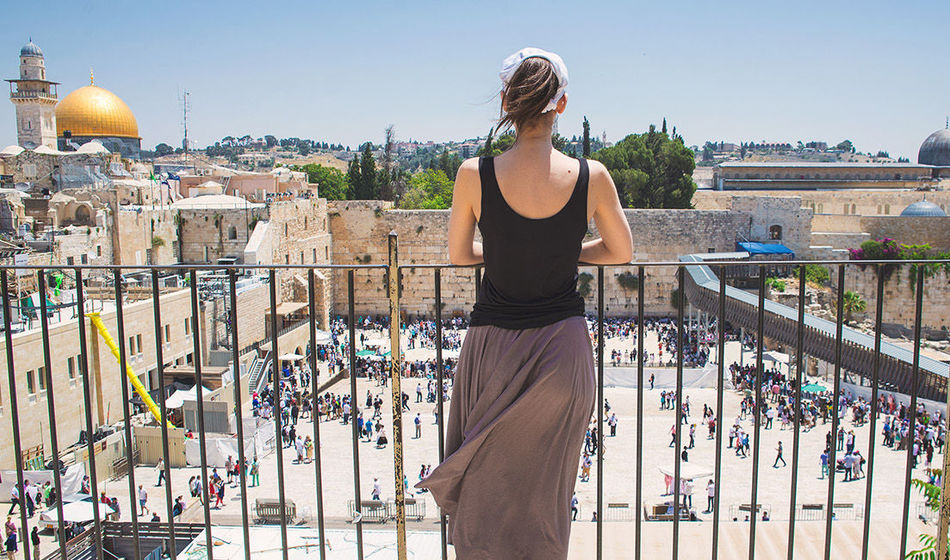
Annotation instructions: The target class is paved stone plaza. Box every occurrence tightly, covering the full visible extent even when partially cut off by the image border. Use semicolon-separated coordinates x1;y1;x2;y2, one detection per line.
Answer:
17;327;935;559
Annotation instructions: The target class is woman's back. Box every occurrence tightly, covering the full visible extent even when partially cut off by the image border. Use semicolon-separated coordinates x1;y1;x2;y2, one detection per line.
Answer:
469;149;589;329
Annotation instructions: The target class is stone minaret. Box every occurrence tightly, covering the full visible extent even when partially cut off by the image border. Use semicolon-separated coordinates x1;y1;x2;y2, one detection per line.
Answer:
6;39;58;149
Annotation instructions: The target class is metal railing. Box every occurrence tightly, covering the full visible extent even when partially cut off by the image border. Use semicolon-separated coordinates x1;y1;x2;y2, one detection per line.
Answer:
1;234;949;560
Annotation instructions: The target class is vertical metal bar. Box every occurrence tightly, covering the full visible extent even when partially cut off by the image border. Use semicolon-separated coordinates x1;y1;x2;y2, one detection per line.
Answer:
749;267;766;560
74;269;103;560
823;265;846;560
635;266;645;560
899;269;924;558
112;269;141;560
268;269;290;560
188;270;214;558
387;233;408;560
306;269;328;560
861;265;886;560
38;271;67;555
149;270;177;560
787;264;807;560
712;266;726;560
347;270;365;559
672;266;685;560
596;266;605;560
227;269;252;560
434;269;448;560
1;272;31;560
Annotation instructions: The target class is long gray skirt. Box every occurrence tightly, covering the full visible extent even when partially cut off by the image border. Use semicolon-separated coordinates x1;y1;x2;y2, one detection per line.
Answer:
417;316;595;559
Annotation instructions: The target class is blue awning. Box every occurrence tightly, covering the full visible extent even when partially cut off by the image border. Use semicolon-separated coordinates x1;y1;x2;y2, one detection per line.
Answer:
736;242;795;256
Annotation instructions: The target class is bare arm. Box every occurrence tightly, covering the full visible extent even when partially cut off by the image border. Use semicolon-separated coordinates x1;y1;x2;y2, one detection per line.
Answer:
579;160;633;265
447;158;484;265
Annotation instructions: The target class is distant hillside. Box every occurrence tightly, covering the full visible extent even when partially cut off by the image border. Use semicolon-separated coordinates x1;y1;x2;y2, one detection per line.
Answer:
275;153;349;171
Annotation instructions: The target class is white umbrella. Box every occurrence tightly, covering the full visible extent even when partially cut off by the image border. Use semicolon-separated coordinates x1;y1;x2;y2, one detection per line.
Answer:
279;353;304;361
39;496;114;530
314;330;331;344
657;463;714;480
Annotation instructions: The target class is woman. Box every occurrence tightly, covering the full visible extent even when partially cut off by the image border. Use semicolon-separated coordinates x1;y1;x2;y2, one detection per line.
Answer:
417;47;632;559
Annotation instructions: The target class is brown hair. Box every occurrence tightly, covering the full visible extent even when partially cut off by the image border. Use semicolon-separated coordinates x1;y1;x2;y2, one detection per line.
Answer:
498;57;560;133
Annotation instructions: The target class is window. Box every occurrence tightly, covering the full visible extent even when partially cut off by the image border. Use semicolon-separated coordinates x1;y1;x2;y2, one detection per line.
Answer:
164;324;170;344
96;246;102;257
228;226;237;240
285;254;290;265
851;204;857;215
128;336;136;355
300;251;304;264
136;334;143;355
184;317;191;336
312;248;317;264
26;370;35;394
81;254;88;264
885;204;891;215
66;256;74;266
304;217;308;229
37;367;46;391
284;224;288;236
204;247;210;262
768;225;783;241
67;357;76;379
186;353;194;365
325;247;328;260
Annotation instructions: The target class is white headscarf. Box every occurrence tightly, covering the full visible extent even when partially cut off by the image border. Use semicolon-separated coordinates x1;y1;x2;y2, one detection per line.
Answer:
499;47;569;114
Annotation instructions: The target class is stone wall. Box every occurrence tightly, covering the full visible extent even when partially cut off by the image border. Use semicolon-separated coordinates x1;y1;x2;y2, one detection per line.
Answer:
327;202;754;317
837;265;950;334
115;207;177;266
696;189;950;217
809;214;950;252
178;205;268;264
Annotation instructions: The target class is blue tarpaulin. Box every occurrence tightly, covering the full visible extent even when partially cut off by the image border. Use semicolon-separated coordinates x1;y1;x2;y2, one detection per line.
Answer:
736;242;795;256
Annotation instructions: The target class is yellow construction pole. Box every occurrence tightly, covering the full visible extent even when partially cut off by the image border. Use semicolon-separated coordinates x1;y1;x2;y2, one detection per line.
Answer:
87;312;173;429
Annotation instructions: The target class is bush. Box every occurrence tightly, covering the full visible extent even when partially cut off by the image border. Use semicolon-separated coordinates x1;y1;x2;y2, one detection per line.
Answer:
578;272;594;299
793;264;830;286
766;277;786;292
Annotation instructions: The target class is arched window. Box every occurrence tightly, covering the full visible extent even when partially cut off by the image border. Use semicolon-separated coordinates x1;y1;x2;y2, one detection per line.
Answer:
228;226;237;240
768;225;783;240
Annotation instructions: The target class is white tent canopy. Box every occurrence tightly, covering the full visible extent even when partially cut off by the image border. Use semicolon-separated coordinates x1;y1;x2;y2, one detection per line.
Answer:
40;497;115;528
763;351;791;364
165;385;214;409
657;463;714;481
279;353;304;361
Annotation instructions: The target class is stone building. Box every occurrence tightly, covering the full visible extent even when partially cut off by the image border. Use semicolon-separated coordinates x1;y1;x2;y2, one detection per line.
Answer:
6;40;58;150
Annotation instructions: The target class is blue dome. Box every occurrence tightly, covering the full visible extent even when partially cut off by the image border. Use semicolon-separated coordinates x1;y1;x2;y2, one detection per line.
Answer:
19;41;43;58
900;200;946;217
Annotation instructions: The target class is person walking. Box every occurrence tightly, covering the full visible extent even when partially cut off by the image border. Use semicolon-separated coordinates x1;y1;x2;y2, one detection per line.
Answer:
415;47;631;560
414;413;422;439
156;457;165;487
570;493;579;521
773;441;786;468
705;480;715;514
4;523;15;560
371;478;382;501
138;485;149;516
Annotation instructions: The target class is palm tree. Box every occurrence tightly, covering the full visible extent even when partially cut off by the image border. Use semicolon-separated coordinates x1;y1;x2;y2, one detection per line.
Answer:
842;291;866;323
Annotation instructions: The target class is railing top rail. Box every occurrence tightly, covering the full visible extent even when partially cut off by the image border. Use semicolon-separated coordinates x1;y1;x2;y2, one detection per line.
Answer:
1;258;947;272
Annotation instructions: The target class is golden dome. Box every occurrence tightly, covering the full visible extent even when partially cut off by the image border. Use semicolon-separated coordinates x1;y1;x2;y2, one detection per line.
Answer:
56;83;139;139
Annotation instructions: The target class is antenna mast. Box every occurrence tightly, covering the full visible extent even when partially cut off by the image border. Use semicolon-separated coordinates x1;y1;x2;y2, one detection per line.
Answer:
179;89;191;162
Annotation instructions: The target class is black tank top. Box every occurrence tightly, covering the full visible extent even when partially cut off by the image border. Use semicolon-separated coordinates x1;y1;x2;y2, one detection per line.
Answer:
469;156;589;329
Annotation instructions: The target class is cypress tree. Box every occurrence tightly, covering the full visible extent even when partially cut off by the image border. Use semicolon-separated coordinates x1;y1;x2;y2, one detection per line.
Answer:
582;116;591;157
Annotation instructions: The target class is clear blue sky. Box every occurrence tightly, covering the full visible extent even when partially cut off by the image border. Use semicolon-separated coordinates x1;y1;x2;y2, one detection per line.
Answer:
2;1;947;159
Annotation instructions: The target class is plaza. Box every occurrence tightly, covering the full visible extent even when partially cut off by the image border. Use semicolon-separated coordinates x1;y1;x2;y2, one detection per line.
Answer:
11;322;932;560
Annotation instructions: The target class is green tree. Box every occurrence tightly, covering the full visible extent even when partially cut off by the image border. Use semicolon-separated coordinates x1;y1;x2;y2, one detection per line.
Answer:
154;143;174;157
661;117;667;134
355;143;379;199
264;135;277;148
582;117;591;157
552;133;569;154
842;291;867;323
592;127;697;208
398;169;454;209
299;164;350;200
835;139;854;153
346;156;362;199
